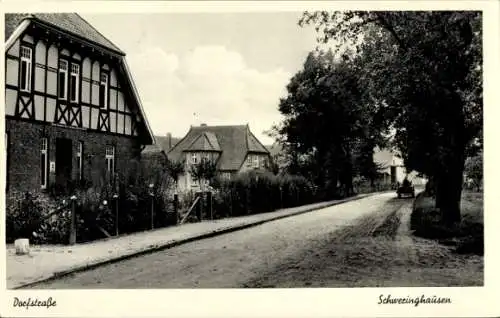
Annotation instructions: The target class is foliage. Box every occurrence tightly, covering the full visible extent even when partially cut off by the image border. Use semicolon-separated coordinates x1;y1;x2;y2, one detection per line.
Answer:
464;151;483;191
299;11;482;223
271;48;389;199
166;158;185;187
5;191;69;244
212;171;316;218
6;156;178;244
189;159;218;188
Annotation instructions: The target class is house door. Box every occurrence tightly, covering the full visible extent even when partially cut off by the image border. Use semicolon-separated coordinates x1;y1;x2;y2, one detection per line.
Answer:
390;166;397;184
55;138;73;189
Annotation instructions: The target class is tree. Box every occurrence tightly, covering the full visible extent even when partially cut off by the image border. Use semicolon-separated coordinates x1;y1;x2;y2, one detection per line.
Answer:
300;11;482;224
189;159;218;190
165;158;185;192
273;50;385;198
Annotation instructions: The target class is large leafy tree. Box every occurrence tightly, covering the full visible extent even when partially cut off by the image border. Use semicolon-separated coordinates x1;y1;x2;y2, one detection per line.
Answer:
300;11;482;223
275;50;384;198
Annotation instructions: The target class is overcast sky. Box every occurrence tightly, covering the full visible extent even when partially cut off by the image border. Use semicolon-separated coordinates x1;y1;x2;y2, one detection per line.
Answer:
82;13;318;145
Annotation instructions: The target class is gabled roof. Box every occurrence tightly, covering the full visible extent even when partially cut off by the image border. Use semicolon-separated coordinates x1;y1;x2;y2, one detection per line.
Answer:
5;13;124;55
186;132;221;152
168;125;270;171
5;13;155;145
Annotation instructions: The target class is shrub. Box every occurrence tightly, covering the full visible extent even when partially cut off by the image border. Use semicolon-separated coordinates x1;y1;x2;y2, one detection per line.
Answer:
5;191;69;244
211;170;317;218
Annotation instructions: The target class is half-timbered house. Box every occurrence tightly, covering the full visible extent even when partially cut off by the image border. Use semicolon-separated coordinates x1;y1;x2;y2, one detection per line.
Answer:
4;13;155;193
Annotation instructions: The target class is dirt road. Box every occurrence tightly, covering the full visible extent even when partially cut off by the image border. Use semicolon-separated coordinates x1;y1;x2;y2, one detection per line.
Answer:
28;193;483;288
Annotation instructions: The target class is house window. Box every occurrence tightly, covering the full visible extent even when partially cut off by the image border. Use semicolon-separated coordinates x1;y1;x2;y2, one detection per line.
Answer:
191;153;198;164
58;60;69;99
40;138;48;189
69;63;80;103
202;153;210;163
246;154;252;165
76;141;83;181
20;46;32;92
99;73;109;109
222;172;231;180
253;155;259;168
105;146;115;178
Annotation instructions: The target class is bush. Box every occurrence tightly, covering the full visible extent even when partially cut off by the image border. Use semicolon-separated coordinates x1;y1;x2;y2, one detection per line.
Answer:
6;159;178;244
211;170;317;218
5;191;69;244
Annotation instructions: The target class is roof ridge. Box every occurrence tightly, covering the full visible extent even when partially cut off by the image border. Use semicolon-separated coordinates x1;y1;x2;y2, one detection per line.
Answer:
184;130;205;151
247;128;270;154
167;127;193;156
193;124;247;128
203;132;216;149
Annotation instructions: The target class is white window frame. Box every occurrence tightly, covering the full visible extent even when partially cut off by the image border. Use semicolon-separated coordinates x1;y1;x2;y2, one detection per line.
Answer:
76;141;83;181
20;46;32;93
58;60;69;100
191;152;198;164
70;63;80;103
100;73;109;109
247;154;252;165
40;138;48;189
253;155;259;168
105;146;115;177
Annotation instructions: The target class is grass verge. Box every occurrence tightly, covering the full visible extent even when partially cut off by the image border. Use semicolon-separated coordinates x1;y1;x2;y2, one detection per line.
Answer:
410;191;483;255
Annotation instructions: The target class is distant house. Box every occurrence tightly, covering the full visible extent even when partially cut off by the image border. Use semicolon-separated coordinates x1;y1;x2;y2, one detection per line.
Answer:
141;133;180;165
373;147;426;186
4;13;154;193
167;124;271;191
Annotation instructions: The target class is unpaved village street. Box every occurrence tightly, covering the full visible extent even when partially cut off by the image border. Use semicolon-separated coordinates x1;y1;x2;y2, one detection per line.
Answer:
28;193;483;288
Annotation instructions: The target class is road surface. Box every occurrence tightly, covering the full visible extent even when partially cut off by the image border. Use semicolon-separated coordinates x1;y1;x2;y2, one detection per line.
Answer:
27;192;482;288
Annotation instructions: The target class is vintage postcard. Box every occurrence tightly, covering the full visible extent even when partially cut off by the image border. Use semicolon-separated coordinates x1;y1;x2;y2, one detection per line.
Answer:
0;0;499;317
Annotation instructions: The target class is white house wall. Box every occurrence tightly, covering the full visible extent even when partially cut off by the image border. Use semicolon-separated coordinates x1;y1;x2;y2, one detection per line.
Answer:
5;34;139;137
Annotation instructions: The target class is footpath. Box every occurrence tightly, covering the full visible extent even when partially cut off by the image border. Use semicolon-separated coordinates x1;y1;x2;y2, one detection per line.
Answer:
6;192;377;289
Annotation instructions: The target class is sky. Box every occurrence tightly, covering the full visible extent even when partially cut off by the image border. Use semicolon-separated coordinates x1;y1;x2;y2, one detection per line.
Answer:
82;13;319;145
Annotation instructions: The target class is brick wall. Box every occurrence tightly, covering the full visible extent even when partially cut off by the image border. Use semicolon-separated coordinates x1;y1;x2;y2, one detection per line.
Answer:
5;119;143;193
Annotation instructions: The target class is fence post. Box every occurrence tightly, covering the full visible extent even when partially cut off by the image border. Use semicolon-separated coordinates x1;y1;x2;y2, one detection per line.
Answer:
279;186;283;209
173;193;179;225
149;184;155;230
195;191;202;221
229;188;233;217
69;195;77;245
113;194;119;236
207;191;213;220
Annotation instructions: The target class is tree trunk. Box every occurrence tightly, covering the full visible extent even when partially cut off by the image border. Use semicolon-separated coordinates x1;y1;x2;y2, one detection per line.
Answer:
435;149;465;225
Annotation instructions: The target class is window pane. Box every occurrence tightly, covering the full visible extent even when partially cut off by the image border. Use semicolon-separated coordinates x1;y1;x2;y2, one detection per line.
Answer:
40;153;46;186
58;72;66;98
20;61;27;90
99;84;105;107
70;75;77;101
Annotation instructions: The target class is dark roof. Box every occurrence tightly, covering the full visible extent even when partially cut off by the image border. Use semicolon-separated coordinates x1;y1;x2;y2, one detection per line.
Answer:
5;13;124;55
142;135;181;154
168;125;270;171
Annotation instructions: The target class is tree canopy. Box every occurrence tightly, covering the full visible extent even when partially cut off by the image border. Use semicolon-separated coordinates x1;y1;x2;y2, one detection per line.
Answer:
278;11;483;222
